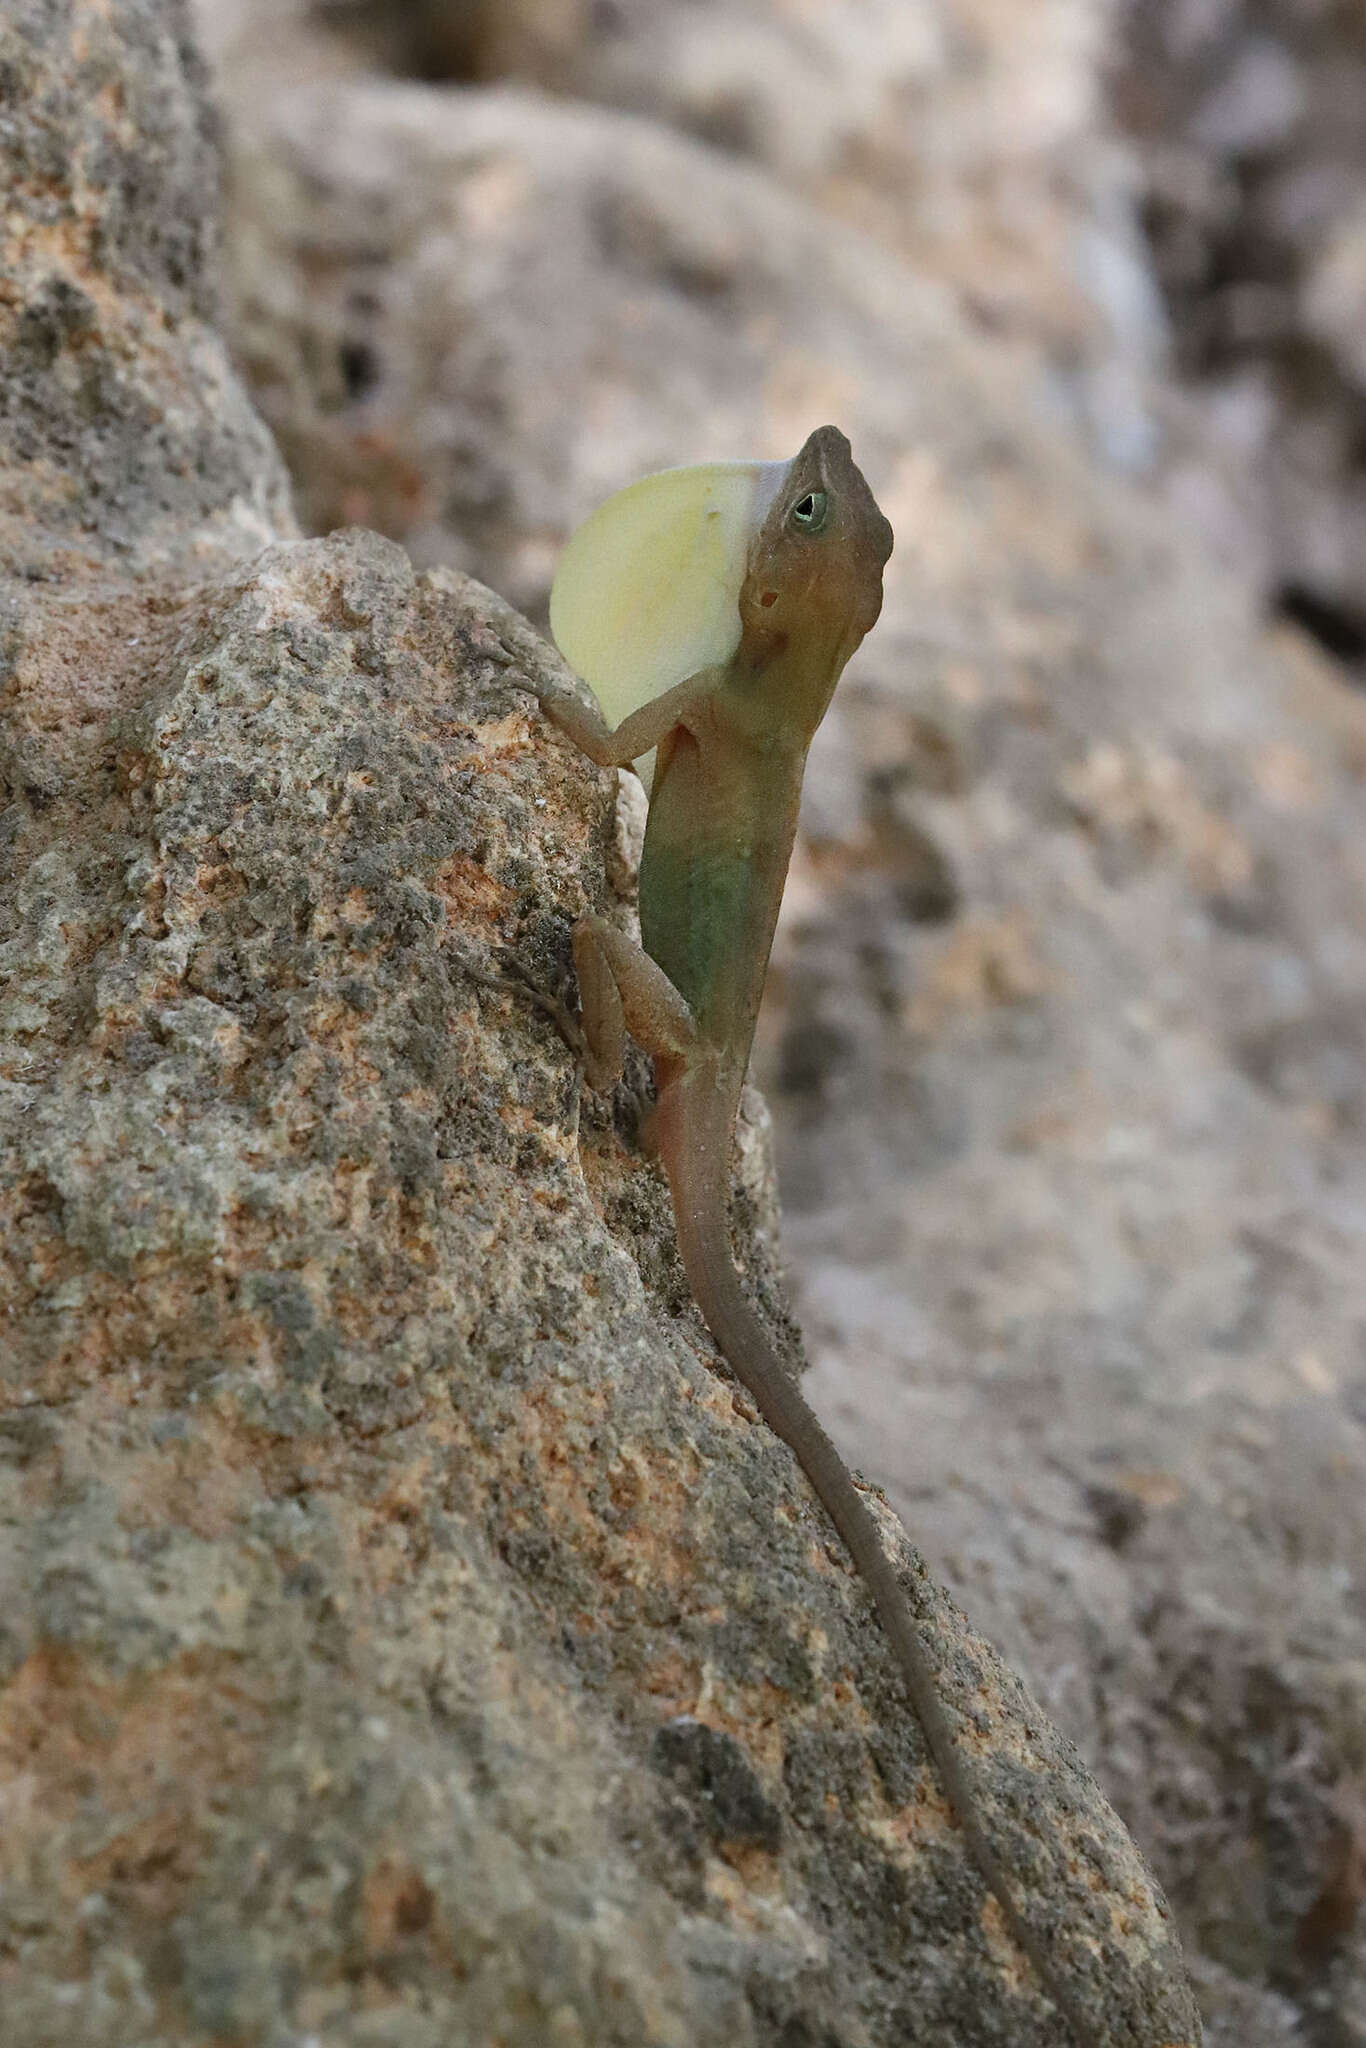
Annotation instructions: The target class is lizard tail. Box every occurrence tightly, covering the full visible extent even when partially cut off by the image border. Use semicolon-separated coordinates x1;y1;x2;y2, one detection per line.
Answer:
654;1064;1094;2046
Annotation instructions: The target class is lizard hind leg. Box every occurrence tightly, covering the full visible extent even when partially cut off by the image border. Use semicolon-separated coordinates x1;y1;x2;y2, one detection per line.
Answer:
572;914;697;1104
570;916;627;1094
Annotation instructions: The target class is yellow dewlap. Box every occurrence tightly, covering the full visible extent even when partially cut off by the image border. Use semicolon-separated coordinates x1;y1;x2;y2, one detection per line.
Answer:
549;457;788;784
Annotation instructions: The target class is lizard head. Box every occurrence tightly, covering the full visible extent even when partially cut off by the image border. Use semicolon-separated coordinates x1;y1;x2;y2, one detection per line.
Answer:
548;428;892;775
737;426;894;723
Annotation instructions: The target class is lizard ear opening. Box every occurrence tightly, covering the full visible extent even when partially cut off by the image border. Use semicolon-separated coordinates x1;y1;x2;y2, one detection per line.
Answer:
550;458;788;783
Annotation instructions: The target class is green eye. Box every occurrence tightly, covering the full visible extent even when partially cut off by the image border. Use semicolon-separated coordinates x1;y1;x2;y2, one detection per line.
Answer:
790;489;828;532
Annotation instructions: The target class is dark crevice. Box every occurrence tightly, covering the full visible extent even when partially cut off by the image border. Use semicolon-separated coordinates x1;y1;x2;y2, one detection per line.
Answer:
1112;3;1366;692
338;338;380;402
312;0;486;84
1275;583;1366;674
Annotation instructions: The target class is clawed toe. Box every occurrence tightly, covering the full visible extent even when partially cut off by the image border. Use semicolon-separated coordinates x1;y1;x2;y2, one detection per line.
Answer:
491;949;587;1056
461;944;595;1074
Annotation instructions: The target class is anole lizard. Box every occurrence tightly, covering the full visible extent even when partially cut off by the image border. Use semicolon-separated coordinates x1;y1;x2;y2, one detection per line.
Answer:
510;426;1091;2043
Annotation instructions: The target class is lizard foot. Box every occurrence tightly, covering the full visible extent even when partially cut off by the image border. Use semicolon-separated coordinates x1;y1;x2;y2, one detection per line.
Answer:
458;944;597;1104
489;946;592;1069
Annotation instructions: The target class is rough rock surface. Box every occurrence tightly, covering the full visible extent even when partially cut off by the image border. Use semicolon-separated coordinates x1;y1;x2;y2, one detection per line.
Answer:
0;5;1197;2046
206;0;1366;678
211;0;1169;482
310;0;1366;681
192;12;1366;2045
309;0;1156;392
1113;0;1366;675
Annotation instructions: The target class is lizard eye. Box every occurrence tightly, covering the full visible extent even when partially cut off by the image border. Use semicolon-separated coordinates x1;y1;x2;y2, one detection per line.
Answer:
790;489;828;532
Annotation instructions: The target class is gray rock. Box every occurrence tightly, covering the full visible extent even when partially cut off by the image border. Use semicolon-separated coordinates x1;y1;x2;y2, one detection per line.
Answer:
0;5;1197;2046
1115;0;1366;669
0;0;292;581
193;20;1366;2044
210;0;1169;482
1304;195;1366;394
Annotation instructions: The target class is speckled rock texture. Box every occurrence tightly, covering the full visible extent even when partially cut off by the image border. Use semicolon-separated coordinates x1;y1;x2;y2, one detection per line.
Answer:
1114;0;1366;678
280;0;1366;678
300;0;1162;433
0;0;290;581
191;9;1366;2044
0;5;1199;2047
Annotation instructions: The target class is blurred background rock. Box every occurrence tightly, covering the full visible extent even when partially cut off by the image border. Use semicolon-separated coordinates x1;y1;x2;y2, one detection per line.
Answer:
189;3;1366;2038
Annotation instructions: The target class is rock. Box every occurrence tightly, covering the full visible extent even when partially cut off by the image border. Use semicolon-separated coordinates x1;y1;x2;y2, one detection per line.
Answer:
212;0;1169;476
194;22;1366;2043
1113;0;1366;670
0;0;292;581
1304;194;1366;393
0;5;1197;2046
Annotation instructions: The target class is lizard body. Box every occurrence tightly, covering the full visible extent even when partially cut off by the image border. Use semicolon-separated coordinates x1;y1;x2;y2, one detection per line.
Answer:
517;426;1091;2044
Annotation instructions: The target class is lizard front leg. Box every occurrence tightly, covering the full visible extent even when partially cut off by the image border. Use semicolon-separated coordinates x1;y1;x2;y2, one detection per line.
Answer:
508;665;712;1084
517;666;722;771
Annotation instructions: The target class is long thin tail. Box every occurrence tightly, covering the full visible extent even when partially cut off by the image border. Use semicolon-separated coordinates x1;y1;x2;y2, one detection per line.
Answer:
658;1074;1092;2044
